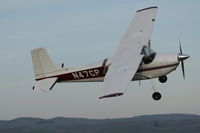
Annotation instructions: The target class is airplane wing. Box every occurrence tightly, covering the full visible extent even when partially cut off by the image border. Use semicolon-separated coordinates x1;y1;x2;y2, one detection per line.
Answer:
100;7;158;99
33;77;57;92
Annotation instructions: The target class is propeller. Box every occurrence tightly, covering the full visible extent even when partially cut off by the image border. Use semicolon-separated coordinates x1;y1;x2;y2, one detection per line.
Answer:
177;40;190;79
179;42;185;79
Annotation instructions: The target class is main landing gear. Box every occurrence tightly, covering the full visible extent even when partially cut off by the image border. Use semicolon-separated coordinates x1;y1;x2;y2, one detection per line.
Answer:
151;75;167;100
150;79;162;101
152;92;161;100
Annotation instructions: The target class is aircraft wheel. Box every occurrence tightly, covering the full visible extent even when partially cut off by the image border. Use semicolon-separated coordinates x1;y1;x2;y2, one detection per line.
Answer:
152;92;161;101
159;76;167;83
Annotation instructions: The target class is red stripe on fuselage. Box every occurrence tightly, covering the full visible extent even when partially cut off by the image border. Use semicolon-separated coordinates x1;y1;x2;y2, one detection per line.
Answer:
137;63;179;72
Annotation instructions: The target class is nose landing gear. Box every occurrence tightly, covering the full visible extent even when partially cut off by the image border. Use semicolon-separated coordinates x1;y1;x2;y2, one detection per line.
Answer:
159;76;167;83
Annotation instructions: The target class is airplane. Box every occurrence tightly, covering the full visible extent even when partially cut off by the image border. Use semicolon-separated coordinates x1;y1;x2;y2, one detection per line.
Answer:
31;6;189;100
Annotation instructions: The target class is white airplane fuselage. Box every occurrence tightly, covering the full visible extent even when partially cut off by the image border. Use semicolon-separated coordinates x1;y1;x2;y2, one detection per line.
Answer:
41;52;180;83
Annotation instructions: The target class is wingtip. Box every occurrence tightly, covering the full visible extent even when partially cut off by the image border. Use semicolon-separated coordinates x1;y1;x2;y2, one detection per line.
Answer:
99;93;123;99
137;6;158;12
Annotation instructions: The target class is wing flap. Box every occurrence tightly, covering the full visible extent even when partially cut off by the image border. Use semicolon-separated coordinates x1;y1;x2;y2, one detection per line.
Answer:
100;7;158;98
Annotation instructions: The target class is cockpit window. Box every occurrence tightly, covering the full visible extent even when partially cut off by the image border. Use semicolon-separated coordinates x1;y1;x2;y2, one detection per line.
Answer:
143;53;156;64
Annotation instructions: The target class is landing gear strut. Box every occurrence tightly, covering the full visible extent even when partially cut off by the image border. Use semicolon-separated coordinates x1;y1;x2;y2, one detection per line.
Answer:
150;79;161;101
159;76;167;83
152;92;161;101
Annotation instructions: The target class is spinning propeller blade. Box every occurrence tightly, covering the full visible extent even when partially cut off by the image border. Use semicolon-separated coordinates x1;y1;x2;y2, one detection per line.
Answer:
178;40;189;79
181;58;185;79
179;40;182;55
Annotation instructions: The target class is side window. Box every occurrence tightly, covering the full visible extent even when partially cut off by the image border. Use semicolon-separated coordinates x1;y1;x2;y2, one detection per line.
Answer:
143;53;156;64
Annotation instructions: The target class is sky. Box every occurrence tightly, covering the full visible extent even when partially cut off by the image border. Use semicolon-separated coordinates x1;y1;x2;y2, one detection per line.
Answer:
0;0;199;120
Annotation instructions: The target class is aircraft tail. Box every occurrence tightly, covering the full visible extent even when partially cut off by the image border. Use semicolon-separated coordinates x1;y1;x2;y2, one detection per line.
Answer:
31;48;62;91
31;47;60;80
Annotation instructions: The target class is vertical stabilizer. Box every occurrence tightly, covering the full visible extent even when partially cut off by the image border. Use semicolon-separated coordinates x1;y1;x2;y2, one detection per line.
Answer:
31;48;60;80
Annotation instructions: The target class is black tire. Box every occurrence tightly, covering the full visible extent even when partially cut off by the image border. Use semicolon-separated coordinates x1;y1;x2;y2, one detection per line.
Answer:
159;76;167;83
152;92;161;101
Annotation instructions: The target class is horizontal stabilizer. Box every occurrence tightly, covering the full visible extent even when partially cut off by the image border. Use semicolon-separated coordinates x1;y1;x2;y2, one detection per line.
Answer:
33;77;57;92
